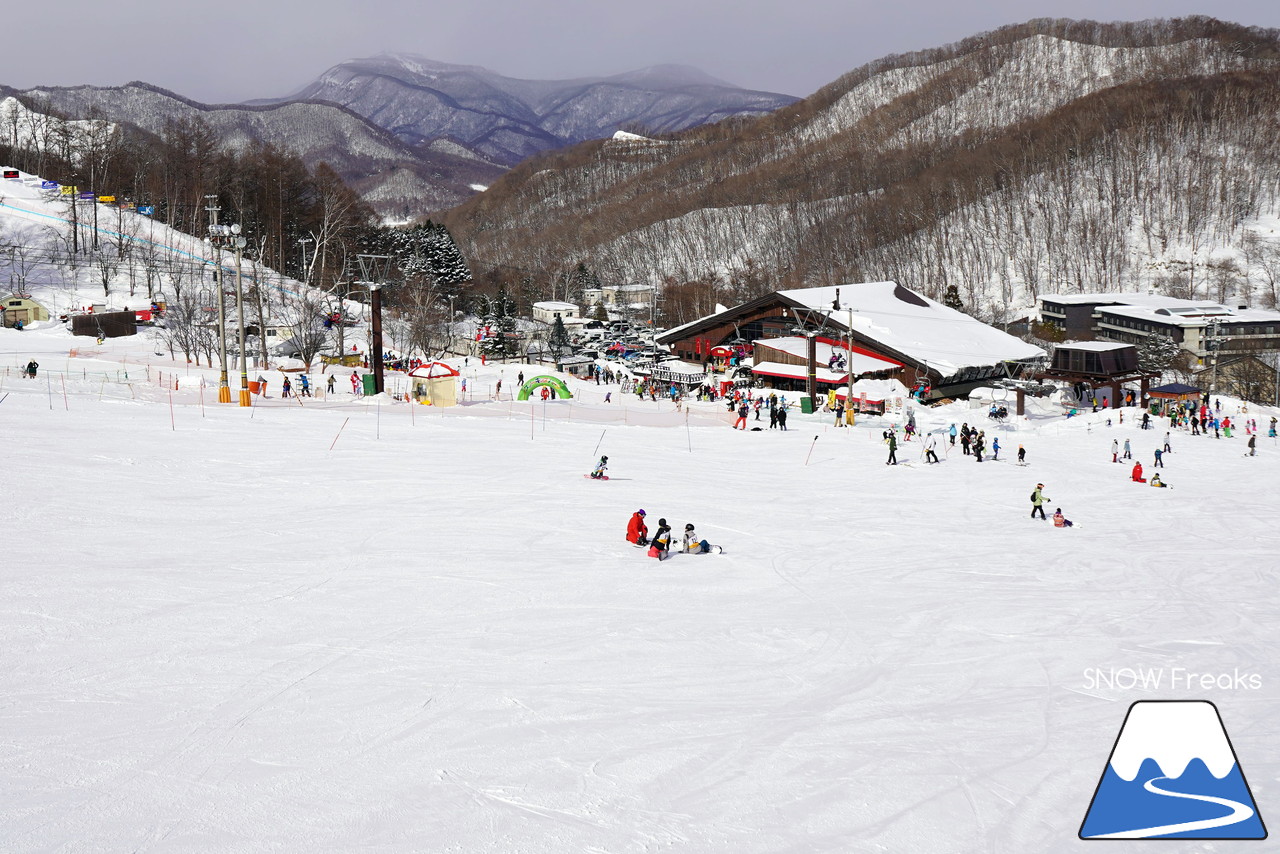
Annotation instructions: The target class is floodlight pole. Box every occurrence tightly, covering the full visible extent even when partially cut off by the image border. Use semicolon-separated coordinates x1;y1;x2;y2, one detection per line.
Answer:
205;196;231;403
232;232;250;406
357;254;393;395
370;283;384;394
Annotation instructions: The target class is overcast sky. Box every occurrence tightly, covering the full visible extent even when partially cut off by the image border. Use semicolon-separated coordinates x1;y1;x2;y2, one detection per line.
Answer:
5;0;1280;101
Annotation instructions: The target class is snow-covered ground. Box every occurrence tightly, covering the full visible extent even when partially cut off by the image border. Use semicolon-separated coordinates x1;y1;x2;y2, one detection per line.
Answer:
2;319;1277;852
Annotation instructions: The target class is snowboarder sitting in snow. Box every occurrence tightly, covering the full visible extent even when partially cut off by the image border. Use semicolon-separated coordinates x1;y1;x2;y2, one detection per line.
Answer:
648;519;672;560
1052;508;1074;528
590;455;608;479
682;523;714;554
1150;473;1169;488
626;509;649;546
1131;461;1146;483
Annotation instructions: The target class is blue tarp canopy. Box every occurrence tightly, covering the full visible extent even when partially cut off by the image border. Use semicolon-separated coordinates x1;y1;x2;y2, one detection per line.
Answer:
1148;383;1201;397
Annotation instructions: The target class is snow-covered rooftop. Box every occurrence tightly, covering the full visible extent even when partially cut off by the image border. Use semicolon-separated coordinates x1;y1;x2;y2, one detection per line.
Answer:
784;282;1045;376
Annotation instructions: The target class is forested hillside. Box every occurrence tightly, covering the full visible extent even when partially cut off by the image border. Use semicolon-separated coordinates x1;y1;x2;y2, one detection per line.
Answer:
441;18;1280;327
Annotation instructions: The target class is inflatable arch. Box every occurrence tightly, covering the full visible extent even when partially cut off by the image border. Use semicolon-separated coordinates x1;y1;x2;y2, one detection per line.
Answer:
517;375;573;401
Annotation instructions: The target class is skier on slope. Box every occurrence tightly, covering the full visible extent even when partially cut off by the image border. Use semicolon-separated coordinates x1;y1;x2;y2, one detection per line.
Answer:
626;509;649;546
924;432;940;464
1030;483;1049;519
590;455;609;479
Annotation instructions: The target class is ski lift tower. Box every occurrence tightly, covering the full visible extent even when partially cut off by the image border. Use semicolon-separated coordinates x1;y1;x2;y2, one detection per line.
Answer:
357;254;394;395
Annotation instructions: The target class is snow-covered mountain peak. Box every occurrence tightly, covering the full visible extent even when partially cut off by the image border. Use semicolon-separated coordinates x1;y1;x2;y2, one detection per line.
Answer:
1109;701;1238;782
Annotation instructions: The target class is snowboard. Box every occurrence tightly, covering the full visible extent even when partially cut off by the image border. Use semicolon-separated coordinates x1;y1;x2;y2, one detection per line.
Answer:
584;474;610;481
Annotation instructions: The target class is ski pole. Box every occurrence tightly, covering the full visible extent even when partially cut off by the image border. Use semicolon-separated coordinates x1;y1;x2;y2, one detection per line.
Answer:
805;435;818;466
592;428;606;458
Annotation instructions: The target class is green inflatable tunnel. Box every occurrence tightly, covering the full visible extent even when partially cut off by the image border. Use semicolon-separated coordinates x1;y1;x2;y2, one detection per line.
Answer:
517;375;573;401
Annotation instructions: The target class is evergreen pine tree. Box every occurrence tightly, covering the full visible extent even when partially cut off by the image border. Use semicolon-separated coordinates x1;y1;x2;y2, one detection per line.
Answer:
1137;333;1182;374
479;285;518;360
550;314;570;353
943;284;965;312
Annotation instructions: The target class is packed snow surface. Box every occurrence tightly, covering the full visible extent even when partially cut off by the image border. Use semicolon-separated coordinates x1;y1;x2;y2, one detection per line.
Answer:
1;322;1277;852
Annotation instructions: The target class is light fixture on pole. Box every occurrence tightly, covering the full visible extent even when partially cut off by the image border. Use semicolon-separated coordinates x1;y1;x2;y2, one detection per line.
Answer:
207;220;249;407
357;254;394;395
204;196;231;403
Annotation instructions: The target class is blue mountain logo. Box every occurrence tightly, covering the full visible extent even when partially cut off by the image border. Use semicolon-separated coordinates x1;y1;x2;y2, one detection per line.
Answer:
1080;700;1266;839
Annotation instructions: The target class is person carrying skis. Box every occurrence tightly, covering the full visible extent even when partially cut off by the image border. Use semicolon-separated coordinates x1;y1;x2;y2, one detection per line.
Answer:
683;523;713;554
649;518;673;560
590;455;608;479
626;509;649;546
1031;483;1049;519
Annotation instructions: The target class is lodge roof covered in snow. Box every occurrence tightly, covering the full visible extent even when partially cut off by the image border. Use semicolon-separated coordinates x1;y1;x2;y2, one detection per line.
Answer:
659;281;1044;381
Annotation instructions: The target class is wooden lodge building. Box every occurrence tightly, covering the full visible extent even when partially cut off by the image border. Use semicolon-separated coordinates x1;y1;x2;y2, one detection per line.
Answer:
657;282;1045;401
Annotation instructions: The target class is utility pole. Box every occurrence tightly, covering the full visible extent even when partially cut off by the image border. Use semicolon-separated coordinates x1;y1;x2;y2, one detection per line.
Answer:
1208;318;1221;395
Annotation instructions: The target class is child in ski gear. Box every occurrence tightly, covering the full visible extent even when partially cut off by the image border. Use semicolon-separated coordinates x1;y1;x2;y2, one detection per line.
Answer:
949;424;957;446
1150;474;1168;488
649;519;672;559
991;437;1000;460
683;524;712;554
1052;508;1074;528
1248;435;1257;456
1123;438;1131;459
626;509;649;545
1031;484;1048;519
591;456;608;479
886;431;897;465
1111;439;1119;463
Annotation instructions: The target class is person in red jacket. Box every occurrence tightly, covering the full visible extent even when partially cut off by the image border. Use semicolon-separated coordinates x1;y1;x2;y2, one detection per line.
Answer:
626;509;649;546
1131;461;1146;483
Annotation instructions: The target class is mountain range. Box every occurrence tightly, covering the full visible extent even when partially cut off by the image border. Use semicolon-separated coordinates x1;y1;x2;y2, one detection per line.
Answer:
7;58;795;221
439;17;1280;323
